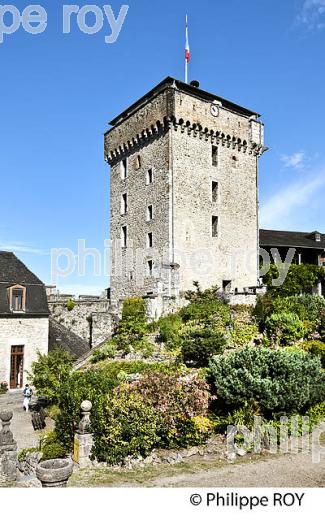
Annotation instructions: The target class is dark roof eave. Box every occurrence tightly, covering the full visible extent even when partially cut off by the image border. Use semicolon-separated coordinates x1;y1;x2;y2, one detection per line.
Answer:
106;76;261;131
0;313;49;318
260;243;325;250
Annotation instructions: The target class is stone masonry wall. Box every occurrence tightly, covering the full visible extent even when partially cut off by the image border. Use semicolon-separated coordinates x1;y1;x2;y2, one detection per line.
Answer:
109;131;171;305
48;299;112;347
172;89;261;292
0;317;49;387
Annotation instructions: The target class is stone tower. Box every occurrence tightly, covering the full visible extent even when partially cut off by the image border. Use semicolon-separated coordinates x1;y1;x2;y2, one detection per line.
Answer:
105;77;266;316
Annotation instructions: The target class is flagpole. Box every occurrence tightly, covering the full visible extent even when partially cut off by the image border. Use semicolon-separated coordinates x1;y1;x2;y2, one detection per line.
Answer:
185;15;189;84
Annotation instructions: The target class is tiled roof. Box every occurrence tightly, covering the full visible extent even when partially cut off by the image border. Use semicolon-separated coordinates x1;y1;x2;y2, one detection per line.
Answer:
260;229;325;250
49;318;90;359
0;251;49;316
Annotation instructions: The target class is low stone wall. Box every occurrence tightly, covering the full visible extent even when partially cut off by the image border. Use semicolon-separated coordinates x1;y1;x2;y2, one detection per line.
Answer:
90;434;227;471
228;293;257;306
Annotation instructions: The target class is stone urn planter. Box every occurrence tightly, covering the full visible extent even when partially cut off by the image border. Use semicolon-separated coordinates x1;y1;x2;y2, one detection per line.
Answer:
36;458;73;487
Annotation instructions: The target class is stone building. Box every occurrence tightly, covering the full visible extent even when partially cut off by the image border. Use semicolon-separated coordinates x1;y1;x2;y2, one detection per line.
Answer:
105;77;267;316
0;251;49;389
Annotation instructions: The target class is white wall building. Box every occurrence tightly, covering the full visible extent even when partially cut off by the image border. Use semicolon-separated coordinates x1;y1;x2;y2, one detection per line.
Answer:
0;252;49;389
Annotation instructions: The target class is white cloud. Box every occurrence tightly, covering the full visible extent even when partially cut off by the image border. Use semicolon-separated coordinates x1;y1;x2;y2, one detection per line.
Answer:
281;151;305;169
297;0;325;29
260;168;325;229
0;242;47;255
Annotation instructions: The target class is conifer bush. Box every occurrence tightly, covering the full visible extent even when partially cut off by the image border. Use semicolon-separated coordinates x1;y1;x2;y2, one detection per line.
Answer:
265;311;305;346
207;347;325;417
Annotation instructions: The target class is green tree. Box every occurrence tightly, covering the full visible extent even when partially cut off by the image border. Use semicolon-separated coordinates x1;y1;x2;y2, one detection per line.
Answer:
263;264;325;297
28;347;74;404
180;322;226;367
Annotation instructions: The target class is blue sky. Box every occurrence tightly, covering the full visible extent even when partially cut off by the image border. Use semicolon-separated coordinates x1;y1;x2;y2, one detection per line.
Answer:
0;0;325;294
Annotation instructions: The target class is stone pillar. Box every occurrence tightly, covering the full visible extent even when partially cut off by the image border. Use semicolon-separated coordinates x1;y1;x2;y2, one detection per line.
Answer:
0;411;18;484
73;400;94;469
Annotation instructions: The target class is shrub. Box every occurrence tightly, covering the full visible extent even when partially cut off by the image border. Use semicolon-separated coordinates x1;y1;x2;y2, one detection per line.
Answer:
18;447;39;462
91;391;159;464
28;348;74;404
183;282;227;304
157;313;183;350
112;297;152;356
45;404;61;421
267;403;325;438
66;298;75;311
262;264;325;297
265;312;305;346
179;323;226;367
273;295;325;324
320;309;325;341
228;322;259;349
253;293;325;335
300;340;325;368
175;416;215;446
55;361;170;450
179;297;230;326
212;401;261;434
55;366;128;450
207;347;325;417
40;431;68;461
306;400;325;429
126;370;211;448
252;293;275;331
90;342;117;364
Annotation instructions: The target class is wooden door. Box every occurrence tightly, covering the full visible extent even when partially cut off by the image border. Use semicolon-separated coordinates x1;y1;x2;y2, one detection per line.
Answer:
10;346;24;389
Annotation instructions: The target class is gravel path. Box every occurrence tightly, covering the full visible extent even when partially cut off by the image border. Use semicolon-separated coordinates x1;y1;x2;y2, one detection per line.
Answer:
142;451;325;487
0;391;40;450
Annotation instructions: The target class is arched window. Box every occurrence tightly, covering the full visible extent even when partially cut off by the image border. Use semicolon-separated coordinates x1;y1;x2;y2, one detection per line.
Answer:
8;285;26;312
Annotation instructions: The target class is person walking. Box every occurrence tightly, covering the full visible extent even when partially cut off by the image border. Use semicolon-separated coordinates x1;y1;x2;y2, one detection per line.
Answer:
23;384;33;412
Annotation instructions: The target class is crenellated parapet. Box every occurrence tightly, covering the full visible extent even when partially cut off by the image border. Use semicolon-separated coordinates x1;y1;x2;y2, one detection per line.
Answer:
105;116;267;165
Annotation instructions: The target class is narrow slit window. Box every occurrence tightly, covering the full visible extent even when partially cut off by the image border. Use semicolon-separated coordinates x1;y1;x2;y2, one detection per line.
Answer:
147;205;153;221
121;193;128;214
120;158;127;179
212;216;218;237
121;225;127;247
212;181;218;202
212;146;218;167
147;168;153;184
147;232;153;248
147;260;153;277
232;155;238;168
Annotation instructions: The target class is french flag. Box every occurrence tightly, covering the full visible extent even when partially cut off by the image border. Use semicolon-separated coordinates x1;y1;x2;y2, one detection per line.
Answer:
185;15;190;64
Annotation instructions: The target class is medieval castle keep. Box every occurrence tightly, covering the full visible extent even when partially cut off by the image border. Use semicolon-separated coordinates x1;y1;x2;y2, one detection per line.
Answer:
105;77;267;316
